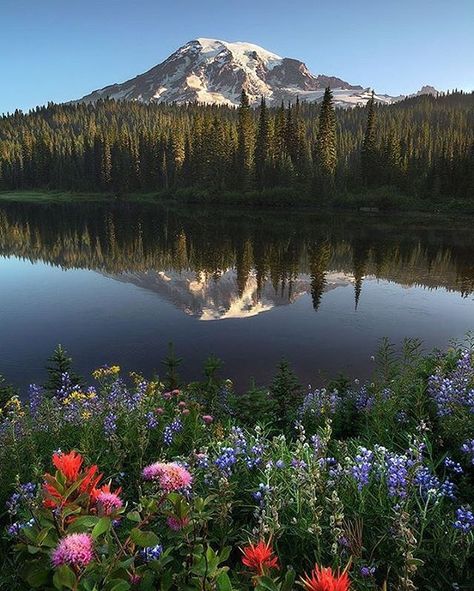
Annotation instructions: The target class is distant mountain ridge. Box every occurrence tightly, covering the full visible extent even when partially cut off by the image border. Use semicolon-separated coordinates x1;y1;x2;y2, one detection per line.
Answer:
78;38;439;108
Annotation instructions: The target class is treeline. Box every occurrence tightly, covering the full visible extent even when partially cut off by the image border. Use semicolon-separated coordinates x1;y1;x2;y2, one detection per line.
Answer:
0;90;473;202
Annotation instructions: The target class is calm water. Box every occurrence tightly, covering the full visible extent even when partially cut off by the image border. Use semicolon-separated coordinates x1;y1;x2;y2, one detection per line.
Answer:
1;201;474;391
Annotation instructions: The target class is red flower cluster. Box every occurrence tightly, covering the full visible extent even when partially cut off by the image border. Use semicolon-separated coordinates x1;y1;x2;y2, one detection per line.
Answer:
43;451;121;516
301;565;351;591
241;539;279;577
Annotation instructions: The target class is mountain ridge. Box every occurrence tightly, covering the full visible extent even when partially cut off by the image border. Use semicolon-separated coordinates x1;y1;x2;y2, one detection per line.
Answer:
77;38;439;109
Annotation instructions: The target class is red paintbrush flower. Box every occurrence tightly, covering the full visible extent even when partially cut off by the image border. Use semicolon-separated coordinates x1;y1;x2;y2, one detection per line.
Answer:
241;539;279;577
300;565;351;591
52;450;83;482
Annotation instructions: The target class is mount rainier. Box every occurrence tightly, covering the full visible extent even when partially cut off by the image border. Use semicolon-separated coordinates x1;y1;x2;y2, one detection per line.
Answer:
78;38;437;108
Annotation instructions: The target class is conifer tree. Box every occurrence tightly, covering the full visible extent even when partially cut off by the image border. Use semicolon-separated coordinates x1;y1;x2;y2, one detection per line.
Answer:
314;87;337;190
237;89;254;190
44;345;82;395
361;91;378;186
255;97;271;189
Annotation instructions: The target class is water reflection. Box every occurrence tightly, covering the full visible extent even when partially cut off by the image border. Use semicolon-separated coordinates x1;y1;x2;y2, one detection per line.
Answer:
1;202;473;319
1;201;474;390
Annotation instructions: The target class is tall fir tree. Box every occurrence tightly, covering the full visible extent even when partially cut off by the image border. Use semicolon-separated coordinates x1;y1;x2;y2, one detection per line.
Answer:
361;91;378;186
314;87;337;192
237;89;254;190
255;97;271;189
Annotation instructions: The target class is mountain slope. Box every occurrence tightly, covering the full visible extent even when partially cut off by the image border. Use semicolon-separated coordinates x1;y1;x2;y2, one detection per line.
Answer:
78;38;434;108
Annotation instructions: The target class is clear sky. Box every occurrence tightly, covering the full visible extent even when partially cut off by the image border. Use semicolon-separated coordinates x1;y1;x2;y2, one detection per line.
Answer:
2;0;473;114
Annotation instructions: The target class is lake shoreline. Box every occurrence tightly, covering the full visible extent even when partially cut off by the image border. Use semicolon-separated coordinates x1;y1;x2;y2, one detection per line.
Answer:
1;188;474;217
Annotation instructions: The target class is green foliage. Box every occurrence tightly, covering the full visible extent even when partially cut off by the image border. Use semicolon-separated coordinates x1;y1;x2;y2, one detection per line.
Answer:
161;342;182;390
44;344;82;395
1;91;473;204
0;343;473;589
268;360;302;429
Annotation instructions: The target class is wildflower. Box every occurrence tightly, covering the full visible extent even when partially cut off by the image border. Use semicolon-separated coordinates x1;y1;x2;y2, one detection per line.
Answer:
351;447;374;490
51;533;94;568
453;506;474;533
166;515;190;531
444;457;463;475
103;412;117;437
163;418;183;446
142;462;192;492
140;544;163;562
461;439;474;465
156;407;164;415
96;489;123;515
301;565;351;591
52;450;83;482
360;566;376;577
241;539;279;576
202;415;214;424
146;411;158;429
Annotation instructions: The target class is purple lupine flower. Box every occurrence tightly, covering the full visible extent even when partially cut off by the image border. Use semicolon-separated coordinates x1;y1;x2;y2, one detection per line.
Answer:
386;453;412;499
444;457;463;475
428;351;474;417
140;544;163;562
360;566;376;577
461;439;474;465
453;507;474;533
163;418;183;446
146;411;158;429
103;412;117;437
215;447;237;475
351;447;374;490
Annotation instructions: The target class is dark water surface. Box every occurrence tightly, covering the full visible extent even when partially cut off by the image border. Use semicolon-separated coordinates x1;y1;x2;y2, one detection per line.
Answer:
1;201;473;391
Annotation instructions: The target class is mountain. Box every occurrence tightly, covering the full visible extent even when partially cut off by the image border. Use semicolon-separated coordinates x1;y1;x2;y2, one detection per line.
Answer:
78;38;438;108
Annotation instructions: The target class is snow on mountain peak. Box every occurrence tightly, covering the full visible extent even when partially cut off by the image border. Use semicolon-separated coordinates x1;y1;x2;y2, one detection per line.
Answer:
77;38;424;108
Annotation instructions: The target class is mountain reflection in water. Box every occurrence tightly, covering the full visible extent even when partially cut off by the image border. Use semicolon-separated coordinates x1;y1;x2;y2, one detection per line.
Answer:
0;201;473;388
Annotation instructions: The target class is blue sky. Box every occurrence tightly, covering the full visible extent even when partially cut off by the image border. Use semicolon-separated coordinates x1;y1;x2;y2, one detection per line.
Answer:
2;0;473;114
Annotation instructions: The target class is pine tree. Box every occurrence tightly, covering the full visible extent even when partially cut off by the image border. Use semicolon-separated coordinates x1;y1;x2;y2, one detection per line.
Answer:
44;345;82;395
361;91;378;186
255;97;271;189
314;87;337;191
237;89;254;190
269;360;302;428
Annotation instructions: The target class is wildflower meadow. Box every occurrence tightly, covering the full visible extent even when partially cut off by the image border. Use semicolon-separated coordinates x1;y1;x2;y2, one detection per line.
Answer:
0;340;473;590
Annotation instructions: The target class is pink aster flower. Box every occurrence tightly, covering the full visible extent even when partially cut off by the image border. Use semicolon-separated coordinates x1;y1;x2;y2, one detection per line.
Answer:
51;533;93;569
156;407;164;415
142;462;192;492
202;415;214;424
97;490;123;515
167;515;190;531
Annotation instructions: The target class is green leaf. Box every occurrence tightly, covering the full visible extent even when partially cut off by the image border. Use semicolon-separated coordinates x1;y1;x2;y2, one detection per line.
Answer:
53;565;77;590
92;516;111;539
216;571;233;591
68;515;100;532
126;510;141;522
255;576;279;591
281;569;296;591
108;580;131;591
24;560;49;588
130;528;160;547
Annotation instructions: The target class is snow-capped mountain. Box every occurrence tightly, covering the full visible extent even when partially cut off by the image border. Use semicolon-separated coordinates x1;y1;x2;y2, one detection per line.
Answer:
78;38;437;108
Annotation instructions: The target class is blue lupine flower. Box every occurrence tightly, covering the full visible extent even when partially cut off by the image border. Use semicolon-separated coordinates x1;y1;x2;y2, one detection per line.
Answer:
163;418;183;446
453;507;474;533
351;447;374;490
140;544;163;562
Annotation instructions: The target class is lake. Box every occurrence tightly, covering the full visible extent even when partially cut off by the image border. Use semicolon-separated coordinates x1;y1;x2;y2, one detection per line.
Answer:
1;200;474;391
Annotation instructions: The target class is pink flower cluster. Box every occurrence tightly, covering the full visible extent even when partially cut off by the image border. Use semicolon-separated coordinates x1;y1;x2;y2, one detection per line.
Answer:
142;461;192;492
51;533;93;568
97;490;123;515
